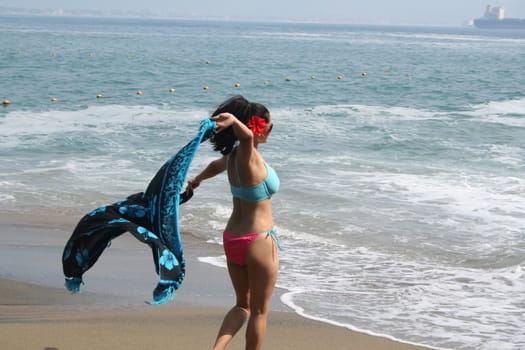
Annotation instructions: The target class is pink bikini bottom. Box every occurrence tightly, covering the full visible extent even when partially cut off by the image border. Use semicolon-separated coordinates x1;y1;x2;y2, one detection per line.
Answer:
223;229;281;266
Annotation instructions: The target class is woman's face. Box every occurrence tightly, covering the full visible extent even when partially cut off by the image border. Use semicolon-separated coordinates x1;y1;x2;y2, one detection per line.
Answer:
265;113;273;136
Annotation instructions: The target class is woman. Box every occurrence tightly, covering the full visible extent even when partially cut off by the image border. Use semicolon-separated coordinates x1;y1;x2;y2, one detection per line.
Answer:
187;95;280;350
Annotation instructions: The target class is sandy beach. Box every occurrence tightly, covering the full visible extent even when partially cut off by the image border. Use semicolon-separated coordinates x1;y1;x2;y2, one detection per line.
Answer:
0;216;432;350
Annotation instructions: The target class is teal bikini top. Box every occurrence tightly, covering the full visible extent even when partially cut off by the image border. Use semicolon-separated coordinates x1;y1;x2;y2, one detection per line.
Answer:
230;158;280;203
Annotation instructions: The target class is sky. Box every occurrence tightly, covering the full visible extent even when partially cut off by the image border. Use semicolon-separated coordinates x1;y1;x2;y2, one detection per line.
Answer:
2;0;525;26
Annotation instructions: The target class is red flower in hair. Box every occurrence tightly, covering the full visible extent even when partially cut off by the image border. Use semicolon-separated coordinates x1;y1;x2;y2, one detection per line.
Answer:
247;115;267;135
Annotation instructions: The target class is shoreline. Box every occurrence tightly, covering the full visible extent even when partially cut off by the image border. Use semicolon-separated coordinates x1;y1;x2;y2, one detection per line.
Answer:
0;216;433;350
0;277;433;350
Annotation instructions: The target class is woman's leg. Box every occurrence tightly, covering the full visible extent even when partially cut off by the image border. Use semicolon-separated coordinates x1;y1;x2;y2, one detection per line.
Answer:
213;261;251;350
245;234;279;350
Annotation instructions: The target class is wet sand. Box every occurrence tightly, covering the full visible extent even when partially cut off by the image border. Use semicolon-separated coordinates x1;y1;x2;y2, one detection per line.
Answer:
0;218;432;350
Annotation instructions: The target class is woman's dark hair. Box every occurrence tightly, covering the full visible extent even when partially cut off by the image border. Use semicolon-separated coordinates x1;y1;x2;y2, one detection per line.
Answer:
211;95;270;155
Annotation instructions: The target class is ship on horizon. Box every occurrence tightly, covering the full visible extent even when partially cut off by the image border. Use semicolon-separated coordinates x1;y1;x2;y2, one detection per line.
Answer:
473;5;525;29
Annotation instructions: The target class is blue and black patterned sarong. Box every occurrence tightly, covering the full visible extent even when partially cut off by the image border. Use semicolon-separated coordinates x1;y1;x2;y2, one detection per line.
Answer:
62;118;215;304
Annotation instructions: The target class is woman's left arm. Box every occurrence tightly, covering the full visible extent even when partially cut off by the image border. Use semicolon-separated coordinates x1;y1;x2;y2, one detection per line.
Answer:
212;112;254;164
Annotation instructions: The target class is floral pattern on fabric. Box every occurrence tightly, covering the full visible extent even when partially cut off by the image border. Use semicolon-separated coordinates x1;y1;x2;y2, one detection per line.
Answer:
62;119;216;304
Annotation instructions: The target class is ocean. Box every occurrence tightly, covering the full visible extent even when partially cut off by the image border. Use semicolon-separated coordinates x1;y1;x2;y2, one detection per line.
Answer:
1;15;524;350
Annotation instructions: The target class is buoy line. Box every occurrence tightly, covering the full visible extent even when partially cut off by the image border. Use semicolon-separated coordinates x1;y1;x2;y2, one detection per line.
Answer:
1;71;380;107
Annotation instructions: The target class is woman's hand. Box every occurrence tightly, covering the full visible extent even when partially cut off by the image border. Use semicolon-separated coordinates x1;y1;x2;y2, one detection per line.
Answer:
212;112;253;143
186;177;201;193
211;113;237;133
